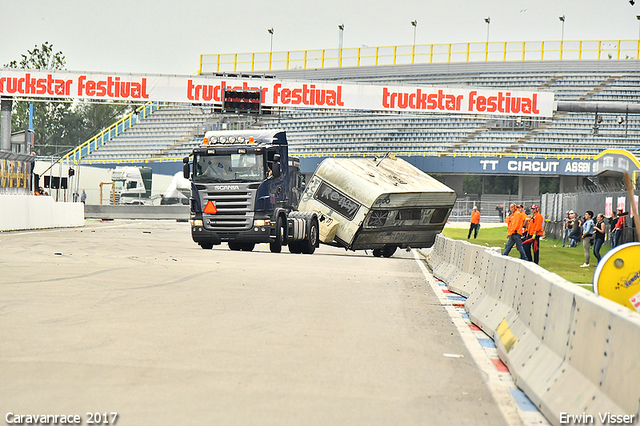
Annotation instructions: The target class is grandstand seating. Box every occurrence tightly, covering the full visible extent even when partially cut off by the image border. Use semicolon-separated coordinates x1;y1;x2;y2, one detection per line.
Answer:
81;60;640;162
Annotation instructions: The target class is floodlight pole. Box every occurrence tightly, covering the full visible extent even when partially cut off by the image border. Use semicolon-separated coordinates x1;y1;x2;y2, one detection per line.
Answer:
338;24;344;50
411;20;418;63
559;16;565;59
411;20;418;46
268;28;274;70
484;17;490;61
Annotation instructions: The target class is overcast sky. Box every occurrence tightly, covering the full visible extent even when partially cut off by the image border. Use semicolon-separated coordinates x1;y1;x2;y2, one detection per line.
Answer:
1;0;639;75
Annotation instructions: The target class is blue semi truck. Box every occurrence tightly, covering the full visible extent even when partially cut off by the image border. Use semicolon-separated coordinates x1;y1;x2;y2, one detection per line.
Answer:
183;129;319;253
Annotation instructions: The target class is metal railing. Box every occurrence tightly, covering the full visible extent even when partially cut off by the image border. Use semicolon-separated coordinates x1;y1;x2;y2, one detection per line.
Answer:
66;150;597;167
199;40;640;74
62;101;164;164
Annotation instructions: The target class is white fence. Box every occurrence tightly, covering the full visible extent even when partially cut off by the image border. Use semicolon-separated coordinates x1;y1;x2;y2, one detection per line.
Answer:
450;198;540;223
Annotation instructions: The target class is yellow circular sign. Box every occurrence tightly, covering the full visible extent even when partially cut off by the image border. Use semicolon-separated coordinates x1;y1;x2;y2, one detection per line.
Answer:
593;242;640;312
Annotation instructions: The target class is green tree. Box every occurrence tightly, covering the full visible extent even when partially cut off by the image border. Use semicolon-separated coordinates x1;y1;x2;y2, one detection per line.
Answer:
62;101;130;151
463;175;519;196
5;42;126;156
539;177;560;194
5;42;70;156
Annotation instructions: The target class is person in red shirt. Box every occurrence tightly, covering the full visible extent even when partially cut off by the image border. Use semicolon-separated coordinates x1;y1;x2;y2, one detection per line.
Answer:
468;206;481;239
503;203;529;260
522;204;543;264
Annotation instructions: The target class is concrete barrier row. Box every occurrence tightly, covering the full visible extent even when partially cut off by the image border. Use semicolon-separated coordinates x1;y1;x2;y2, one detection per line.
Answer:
0;195;84;231
84;204;189;220
0;196;189;232
427;234;640;426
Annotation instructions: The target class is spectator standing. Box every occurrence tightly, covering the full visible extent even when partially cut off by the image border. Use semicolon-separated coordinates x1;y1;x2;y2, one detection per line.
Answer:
503;203;529;260
517;204;528;236
496;204;504;222
562;211;571;247
80;189;87;204
569;211;581;247
580;210;595;267
468;206;481;239
593;214;606;263
607;210;618;246
523;204;544;264
612;209;626;248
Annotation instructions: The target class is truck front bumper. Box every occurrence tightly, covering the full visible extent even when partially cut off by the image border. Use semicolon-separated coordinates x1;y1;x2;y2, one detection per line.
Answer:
190;217;276;245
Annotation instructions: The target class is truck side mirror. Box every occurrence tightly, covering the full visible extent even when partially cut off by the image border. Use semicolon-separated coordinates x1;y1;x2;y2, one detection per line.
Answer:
183;157;190;179
271;154;281;178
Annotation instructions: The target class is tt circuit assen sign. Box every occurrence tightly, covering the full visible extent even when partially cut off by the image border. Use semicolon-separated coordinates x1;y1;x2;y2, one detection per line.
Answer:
0;69;555;117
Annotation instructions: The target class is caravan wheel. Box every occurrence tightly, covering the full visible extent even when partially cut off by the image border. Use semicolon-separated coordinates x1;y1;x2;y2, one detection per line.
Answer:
382;245;397;258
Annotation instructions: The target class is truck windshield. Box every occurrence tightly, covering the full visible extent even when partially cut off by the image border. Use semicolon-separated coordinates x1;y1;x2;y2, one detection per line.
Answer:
193;152;265;183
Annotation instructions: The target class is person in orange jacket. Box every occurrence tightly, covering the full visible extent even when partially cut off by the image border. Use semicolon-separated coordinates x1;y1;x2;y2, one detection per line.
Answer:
468;206;481;239
522;204;543;264
503;203;529;260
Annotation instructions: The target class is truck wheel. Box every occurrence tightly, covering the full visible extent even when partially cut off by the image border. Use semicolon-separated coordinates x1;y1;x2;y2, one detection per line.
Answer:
241;243;255;252
372;248;383;257
301;219;318;254
228;242;242;251
288;241;303;254
382;245;397;258
269;216;284;253
199;242;214;250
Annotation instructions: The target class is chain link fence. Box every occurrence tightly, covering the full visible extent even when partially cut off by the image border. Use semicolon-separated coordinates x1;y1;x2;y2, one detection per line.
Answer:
449;195;541;223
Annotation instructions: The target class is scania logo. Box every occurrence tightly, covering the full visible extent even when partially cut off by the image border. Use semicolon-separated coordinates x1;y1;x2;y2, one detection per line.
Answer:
214;185;240;191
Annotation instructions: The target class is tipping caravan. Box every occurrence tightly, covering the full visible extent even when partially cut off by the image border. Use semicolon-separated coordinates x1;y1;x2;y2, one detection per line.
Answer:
297;156;457;257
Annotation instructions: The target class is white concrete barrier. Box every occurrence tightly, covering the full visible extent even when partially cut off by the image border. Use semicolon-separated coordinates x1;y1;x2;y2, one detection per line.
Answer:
429;234;640;425
0;195;84;231
428;233;445;268
447;241;481;297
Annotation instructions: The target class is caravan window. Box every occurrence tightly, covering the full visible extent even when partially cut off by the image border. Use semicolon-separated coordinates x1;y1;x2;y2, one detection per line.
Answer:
397;209;422;221
430;208;449;224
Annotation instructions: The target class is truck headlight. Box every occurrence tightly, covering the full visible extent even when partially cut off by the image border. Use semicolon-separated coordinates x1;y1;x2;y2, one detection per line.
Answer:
191;219;203;227
253;219;271;227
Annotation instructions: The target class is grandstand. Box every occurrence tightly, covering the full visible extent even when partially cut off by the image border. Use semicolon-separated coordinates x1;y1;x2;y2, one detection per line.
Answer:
72;45;640;201
78;59;640;164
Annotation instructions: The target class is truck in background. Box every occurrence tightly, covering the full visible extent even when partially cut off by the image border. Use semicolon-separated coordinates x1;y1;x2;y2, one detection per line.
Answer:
160;172;191;205
183;129;319;253
110;166;153;205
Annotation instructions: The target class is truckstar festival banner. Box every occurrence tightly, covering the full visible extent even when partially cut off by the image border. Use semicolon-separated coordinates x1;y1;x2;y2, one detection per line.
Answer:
0;69;555;117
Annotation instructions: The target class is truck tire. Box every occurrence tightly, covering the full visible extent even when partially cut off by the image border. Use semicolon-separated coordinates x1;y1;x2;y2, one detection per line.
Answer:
228;242;242;251
301;219;318;254
199;242;214;250
382;245;397;258
269;216;284;253
288;241;303;254
241;243;255;252
372;248;383;257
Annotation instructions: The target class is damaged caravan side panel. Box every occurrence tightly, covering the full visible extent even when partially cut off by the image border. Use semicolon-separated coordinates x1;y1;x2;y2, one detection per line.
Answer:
297;156;456;256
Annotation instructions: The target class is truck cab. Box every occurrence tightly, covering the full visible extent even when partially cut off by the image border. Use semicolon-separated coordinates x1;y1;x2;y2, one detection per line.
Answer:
184;129;317;253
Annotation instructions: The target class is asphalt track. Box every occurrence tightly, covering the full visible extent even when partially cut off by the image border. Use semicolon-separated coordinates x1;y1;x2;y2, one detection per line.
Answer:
1;220;530;425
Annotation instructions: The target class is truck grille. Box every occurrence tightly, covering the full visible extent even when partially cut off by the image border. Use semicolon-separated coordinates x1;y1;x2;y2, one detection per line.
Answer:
202;191;253;231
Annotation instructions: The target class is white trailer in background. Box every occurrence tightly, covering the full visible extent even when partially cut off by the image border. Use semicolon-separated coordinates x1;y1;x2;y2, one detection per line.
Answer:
298;156;457;257
110;166;152;205
160;172;191;205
